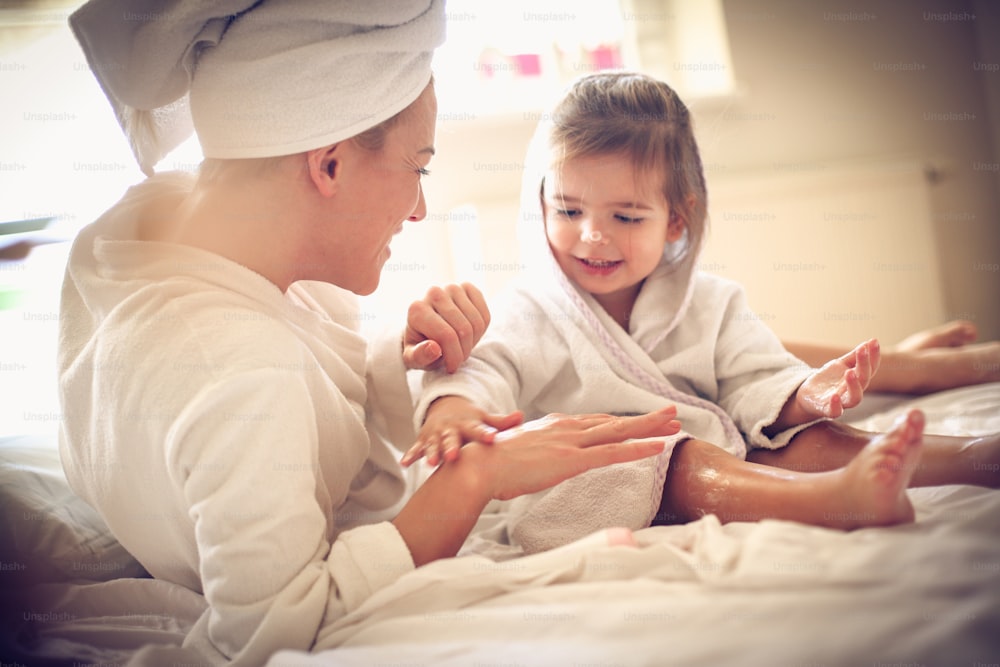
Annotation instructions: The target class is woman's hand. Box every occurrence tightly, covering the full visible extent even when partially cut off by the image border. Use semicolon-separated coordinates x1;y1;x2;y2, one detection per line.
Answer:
796;338;880;419
402;283;490;372
401;395;523;467
393;405;681;566
460;406;681;501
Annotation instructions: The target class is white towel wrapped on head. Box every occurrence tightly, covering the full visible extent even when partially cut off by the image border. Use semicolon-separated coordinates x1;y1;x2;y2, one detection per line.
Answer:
70;0;446;174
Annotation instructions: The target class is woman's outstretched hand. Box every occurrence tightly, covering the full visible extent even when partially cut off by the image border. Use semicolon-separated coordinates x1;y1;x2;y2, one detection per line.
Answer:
393;405;681;566
454;405;681;501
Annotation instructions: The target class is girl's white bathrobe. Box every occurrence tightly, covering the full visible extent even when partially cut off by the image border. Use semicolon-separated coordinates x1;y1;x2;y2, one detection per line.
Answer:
58;173;418;665
416;131;818;557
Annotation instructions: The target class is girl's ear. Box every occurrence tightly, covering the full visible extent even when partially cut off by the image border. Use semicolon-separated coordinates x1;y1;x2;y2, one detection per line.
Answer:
305;143;340;198
666;193;698;242
666;212;687;243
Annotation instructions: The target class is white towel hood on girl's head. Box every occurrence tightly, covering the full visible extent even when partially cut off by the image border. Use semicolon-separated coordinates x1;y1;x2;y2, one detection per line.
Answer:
70;0;446;175
515;108;703;353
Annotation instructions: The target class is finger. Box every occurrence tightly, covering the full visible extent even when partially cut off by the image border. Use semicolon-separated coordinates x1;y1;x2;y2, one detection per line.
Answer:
442;428;464;462
481;410;524;432
868;338;881;375
457;421;498;445
409;289;467;373
847;366;865;404
578;407;681;446
425;438;443;467
576;439;667;470
561;405;680;432
433;285;483;369
460;282;491;331
402;339;443;371
403;299;434;347
401;439;429;467
838;342;862;368
447;283;490;346
400;446;418;467
826;391;844;418
854;342;871;388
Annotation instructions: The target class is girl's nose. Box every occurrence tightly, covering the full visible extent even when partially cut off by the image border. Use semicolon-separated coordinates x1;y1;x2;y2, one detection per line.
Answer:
580;220;608;245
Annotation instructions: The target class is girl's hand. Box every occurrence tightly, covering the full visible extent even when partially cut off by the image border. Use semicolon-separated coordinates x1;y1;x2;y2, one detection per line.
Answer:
402;395;523;467
796;338;880;419
402;283;490;373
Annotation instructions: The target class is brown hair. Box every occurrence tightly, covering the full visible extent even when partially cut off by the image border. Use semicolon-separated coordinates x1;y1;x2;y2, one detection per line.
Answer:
546;72;708;256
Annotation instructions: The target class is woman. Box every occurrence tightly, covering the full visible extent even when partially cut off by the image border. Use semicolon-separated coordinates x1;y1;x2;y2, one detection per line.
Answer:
59;2;679;664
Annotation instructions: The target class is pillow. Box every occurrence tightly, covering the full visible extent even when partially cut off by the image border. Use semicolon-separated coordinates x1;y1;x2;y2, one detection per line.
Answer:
0;433;147;590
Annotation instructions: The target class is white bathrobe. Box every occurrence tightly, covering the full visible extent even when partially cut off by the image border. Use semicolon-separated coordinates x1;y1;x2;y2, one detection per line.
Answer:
58;172;417;665
416;129;817;557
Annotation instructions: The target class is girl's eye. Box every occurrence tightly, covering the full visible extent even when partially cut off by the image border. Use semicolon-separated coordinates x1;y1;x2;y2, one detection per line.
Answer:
555;209;580;218
615;214;644;224
417;167;431;176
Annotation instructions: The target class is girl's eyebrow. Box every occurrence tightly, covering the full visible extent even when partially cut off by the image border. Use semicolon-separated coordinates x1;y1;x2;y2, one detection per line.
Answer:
547;192;654;210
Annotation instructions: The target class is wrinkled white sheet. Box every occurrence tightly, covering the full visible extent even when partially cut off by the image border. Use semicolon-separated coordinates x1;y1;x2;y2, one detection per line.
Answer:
5;383;999;666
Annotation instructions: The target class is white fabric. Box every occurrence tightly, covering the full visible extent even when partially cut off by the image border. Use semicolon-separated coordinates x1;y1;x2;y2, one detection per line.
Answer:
56;172;417;665
70;0;445;174
415;122;815;554
6;384;999;665
417;273;814;556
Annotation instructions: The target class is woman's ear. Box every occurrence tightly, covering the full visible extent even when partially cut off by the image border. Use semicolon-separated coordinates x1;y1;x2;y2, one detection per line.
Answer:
305;143;340;198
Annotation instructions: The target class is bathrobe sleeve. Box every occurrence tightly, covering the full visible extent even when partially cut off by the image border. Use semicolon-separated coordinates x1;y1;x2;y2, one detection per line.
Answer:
166;368;414;665
710;283;820;449
366;324;418;451
413;300;529;430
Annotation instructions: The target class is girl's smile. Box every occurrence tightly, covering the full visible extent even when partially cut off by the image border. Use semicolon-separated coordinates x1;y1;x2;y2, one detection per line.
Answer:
576;257;625;276
542;153;685;327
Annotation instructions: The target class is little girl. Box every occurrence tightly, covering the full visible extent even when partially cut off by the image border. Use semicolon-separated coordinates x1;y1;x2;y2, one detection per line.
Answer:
404;72;999;555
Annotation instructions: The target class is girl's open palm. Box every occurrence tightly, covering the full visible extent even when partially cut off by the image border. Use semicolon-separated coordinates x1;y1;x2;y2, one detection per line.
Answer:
797;338;880;418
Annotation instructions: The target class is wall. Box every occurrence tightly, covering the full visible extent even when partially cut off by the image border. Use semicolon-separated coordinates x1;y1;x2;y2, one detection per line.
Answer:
373;0;1000;345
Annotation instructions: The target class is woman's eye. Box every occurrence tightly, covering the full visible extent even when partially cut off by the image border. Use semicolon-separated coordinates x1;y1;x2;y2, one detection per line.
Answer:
417;167;431;176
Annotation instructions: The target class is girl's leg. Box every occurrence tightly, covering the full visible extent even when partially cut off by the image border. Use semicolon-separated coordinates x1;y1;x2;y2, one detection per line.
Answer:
656;411;924;530
746;417;1000;488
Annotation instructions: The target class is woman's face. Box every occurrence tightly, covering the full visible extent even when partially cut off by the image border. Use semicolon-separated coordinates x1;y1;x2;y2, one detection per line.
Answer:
323;84;437;295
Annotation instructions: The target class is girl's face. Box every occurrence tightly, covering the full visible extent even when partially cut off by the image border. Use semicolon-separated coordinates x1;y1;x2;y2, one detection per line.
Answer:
542;153;684;313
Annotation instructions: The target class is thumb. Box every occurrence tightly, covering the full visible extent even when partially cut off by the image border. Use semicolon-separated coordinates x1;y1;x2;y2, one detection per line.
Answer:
403;339;442;370
482;410;524;431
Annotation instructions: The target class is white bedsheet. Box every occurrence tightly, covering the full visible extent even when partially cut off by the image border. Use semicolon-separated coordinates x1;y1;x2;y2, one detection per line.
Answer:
4;383;999;666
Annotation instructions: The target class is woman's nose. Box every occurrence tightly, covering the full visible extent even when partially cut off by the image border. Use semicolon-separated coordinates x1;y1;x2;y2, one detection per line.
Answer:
408;183;427;222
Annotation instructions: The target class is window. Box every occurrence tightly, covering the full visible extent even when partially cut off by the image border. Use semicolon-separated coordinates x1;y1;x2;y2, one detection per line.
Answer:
432;0;736;117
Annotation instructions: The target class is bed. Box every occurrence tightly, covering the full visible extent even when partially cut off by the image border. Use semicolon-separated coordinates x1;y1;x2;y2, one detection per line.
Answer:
2;383;998;666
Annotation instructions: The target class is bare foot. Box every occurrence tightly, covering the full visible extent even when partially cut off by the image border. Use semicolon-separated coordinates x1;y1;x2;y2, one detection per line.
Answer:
895;320;977;352
827;410;925;529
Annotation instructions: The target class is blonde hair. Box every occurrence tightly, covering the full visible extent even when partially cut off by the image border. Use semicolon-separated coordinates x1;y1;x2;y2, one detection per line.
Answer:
545;72;708;256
